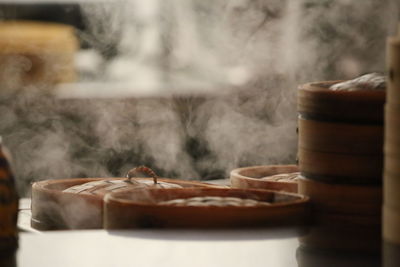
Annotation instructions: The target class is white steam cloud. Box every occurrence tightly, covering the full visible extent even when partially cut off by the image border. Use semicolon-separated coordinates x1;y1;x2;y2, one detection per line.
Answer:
0;0;398;195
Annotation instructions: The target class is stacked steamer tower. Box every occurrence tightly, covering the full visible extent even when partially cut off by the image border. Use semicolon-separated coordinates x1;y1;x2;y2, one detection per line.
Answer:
384;26;400;254
297;74;385;253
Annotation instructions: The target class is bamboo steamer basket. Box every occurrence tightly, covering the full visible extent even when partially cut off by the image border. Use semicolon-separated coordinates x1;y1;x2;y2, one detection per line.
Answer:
383;206;400;245
298;81;385;123
384;104;400;155
31;177;219;230
299;210;381;253
384;241;400;267
298;177;381;216
298;81;385;185
384;172;400;209
298;117;383;155
230;165;299;193
384;156;400;176
384;106;400;175
298;148;382;184
104;187;310;229
312;211;381;226
387;35;400;105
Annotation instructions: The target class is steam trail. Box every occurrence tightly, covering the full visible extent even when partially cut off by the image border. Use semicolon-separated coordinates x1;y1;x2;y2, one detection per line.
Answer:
0;0;398;195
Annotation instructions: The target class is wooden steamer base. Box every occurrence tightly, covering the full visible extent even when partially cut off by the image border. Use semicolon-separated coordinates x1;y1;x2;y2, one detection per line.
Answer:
31;177;218;230
383;206;400;245
298;177;382;253
296;245;381;267
297;80;384;252
298;81;384;185
104;187;310;229
230;165;299;193
298;178;381;216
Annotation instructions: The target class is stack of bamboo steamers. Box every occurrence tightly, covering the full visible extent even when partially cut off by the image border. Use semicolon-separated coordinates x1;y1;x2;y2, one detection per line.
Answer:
384;26;400;248
297;76;385;252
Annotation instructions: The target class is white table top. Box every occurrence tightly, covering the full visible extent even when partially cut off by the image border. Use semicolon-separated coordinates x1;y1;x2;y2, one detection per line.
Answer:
16;229;300;267
14;198;301;267
10;198;387;267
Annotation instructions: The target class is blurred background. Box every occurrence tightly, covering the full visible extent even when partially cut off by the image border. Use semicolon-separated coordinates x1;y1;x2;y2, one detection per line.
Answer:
0;0;399;195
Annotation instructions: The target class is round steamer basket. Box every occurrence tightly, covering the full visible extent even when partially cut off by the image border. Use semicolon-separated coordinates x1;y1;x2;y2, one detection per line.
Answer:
384;140;400;157
312;211;381;227
298;117;383;155
384;241;400;267
298;81;384;185
385;104;400;155
230;165;299;193
298;81;385;123
387;36;400;105
384;156;400;176
298;177;381;216
298;148;382;185
104;188;310;229
31;177;219;230
384;173;400;209
383;206;400;245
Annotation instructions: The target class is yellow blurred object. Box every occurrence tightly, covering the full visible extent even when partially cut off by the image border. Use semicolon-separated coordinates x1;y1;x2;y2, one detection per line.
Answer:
0;20;79;90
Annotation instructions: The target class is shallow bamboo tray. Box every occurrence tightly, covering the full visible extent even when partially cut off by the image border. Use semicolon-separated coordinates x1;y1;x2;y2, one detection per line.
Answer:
298;177;381;216
31;177;218;230
298;81;385;123
104;187;309;229
230;165;299;193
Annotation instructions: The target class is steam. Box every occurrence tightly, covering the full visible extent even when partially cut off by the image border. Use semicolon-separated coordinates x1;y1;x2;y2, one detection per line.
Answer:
0;0;398;196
